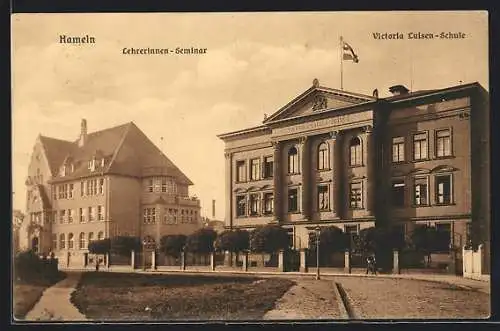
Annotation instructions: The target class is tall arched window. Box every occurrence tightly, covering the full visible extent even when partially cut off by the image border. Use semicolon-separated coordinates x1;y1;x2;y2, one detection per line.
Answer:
68;233;74;249
349;137;362;166
59;233;66;249
79;232;86;249
88;232;94;245
288;146;299;174
98;231;104;240
318;142;330;170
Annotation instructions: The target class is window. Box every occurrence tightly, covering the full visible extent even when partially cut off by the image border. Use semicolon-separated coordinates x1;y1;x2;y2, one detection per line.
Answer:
392;137;405;162
264;156;274;178
79;232;86;249
68;233;74;249
288;189;298;212
318;142;330;170
161;178;167;192
414;177;428;206
52;211;57;224
59;210;66;224
98;231;104;240
87;207;93;222
249;194;260;216
59;234;66;249
68;209;73;223
79;208;85;223
345;225;359;235
69;184;74;198
264;193;274;214
147;179;154;193
318;185;329;211
250;159;260;181
288;147;299;174
143;208;156;224
413;132;428;160
52;234;57;250
98;205;104;221
236;161;246;182
81;181;85;196
349;182;363;209
391;180;405;207
436;129;452;157
99;178;104;194
349;137;362;166
236;195;246;217
53;187;57;201
435;223;451;251
436;175;452;204
88;232;94;245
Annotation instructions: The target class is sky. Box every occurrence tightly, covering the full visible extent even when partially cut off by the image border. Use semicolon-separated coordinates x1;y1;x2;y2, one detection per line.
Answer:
11;11;488;221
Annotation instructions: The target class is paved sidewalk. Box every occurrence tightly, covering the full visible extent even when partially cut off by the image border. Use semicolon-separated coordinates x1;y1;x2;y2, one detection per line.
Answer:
24;272;87;321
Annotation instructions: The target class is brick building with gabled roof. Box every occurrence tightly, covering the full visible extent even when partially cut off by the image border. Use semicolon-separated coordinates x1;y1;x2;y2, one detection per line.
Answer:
21;120;201;267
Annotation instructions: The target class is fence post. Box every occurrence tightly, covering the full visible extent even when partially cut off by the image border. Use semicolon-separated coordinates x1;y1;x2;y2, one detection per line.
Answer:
210;252;216;271
242;251;248;271
344;250;351;274
181;251;186;270
151;250;156;270
278;250;285;272
393;249;400;274
300;248;308;273
131;250;135;270
105;253;110;269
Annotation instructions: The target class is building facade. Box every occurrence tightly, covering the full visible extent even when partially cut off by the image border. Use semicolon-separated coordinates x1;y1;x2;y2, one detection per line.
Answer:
21;120;201;266
218;80;490;256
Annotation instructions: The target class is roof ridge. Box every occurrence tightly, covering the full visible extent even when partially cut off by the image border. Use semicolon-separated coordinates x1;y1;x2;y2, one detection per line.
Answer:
105;122;134;172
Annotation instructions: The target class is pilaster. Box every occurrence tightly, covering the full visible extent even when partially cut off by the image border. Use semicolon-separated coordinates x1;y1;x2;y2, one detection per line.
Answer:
300;136;311;220
365;126;375;217
272;141;282;222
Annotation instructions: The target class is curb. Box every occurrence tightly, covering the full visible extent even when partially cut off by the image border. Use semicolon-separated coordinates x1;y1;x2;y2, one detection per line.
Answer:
332;282;349;319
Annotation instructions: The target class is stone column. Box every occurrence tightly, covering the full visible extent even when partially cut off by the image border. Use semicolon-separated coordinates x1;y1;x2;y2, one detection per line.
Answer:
344;250;351;274
365;126;375;217
393;250;400;274
224;152;233;228
272;141;282;223
278;249;285;272
131;250;135;270
300;136;311;220
329;131;339;217
300;248;308;273
106;253;110;268
334;131;345;218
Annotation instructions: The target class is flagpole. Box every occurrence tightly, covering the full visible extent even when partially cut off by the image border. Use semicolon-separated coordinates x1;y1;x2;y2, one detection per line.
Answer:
340;36;344;90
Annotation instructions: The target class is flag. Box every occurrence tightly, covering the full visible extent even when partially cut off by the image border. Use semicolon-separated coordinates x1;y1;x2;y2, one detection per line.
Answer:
342;41;359;63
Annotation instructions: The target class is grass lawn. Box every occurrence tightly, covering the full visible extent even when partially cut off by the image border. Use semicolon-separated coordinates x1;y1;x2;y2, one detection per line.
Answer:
71;272;295;320
13;272;66;320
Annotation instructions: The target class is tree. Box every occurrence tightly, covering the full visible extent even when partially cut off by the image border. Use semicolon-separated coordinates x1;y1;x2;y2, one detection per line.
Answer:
410;225;450;266
160;234;187;257
214;229;249;253
249;225;289;253
88;238;111;255
110;236;141;256
185;228;217;253
308;226;349;253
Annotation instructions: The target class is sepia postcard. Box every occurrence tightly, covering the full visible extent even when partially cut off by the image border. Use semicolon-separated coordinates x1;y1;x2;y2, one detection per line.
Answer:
11;11;491;323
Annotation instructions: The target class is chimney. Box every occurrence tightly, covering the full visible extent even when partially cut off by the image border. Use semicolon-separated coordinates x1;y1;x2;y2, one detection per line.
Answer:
79;119;87;147
212;199;216;219
389;85;410;96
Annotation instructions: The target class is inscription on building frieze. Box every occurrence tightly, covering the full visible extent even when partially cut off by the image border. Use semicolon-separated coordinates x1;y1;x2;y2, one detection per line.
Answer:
272;111;372;137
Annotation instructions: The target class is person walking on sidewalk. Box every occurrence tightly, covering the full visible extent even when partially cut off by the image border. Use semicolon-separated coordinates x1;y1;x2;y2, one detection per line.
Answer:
366;254;377;275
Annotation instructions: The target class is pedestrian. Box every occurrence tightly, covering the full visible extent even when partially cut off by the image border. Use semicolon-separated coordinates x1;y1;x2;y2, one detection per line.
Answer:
366;254;377;275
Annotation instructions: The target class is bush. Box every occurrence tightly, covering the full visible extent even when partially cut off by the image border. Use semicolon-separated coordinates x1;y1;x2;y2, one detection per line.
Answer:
186;228;217;253
110;236;142;256
14;250;59;283
250;225;289;253
309;226;349;253
88;238;111;255
160;234;187;257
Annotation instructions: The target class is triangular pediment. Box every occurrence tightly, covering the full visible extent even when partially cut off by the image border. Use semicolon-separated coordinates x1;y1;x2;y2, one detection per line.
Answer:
263;83;374;123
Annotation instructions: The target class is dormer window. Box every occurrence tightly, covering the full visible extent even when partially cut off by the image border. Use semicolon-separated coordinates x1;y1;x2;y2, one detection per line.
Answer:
101;158;105;168
61;166;67;177
88;159;96;172
71;163;75;173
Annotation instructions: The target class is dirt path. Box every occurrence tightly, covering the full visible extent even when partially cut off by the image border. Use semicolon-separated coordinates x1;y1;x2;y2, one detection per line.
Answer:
263;278;342;320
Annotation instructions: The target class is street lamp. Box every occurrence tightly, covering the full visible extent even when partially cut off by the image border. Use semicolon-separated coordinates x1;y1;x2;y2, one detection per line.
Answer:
315;226;321;280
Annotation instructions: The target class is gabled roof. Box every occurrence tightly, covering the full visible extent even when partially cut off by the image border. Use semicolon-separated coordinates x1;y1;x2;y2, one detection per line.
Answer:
263;84;374;124
40;121;193;185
